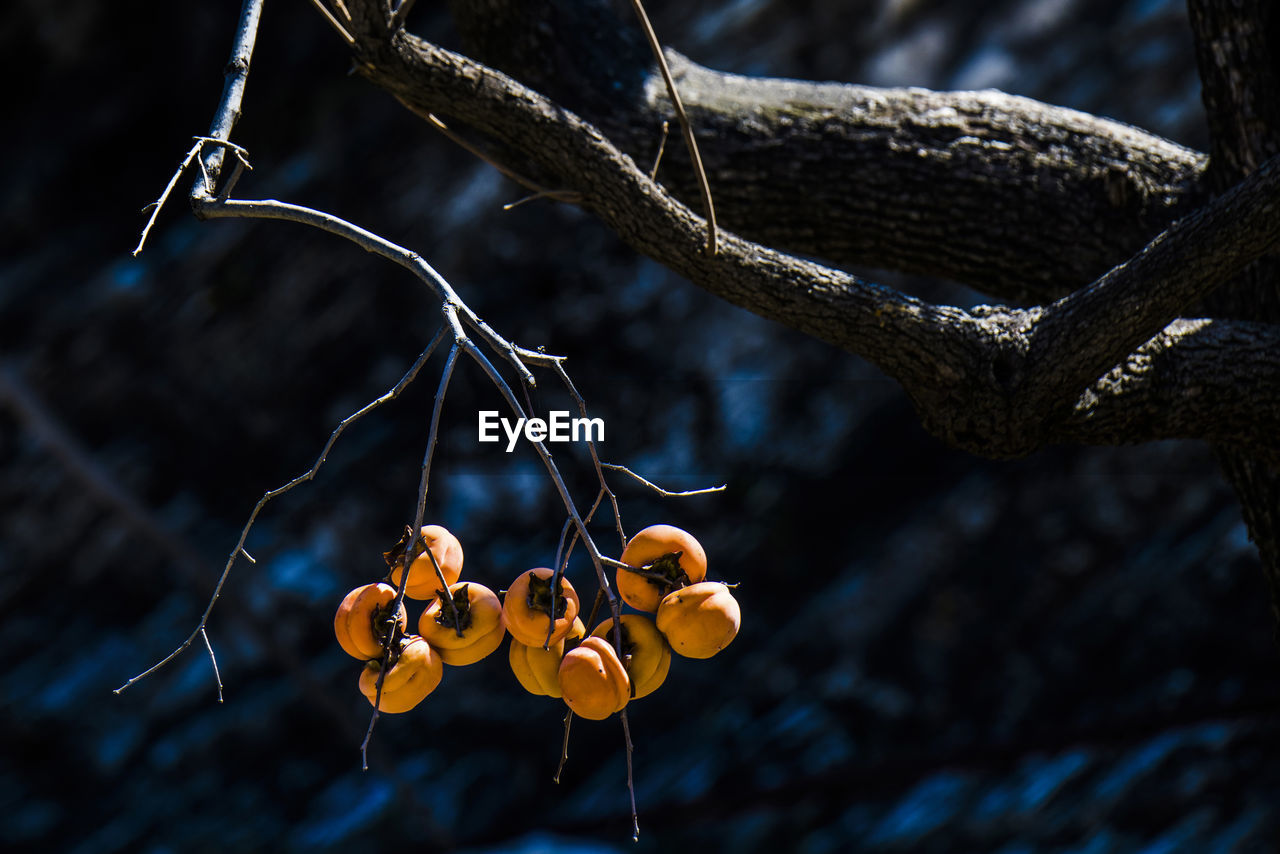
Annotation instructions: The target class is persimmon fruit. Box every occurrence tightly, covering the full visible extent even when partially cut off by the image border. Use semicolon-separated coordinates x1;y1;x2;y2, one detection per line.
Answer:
509;617;586;697
502;568;580;647
591;614;671;699
418;581;507;666
656;581;740;659
617;524;708;612
334;582;408;660
358;635;443;713
389;525;464;600
557;636;630;720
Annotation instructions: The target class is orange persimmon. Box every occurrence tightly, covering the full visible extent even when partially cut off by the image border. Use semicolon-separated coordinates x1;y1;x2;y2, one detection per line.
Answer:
656;581;740;659
509;617;586;698
334;582;408;660
389;525;464;600
502;568;580;647
557;636;630;720
591;614;672;699
418;582;506;666
617;524;707;612
358;635;443;713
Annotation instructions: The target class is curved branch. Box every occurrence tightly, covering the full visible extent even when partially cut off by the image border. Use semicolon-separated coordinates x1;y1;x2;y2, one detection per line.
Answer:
445;0;1207;304
339;6;1280;462
1062;318;1280;466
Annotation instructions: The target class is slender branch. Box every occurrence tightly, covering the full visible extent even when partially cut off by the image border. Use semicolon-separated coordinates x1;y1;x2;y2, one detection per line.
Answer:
626;0;716;256
115;333;442;695
363;338;460;769
306;0;357;45
196;0;265;198
1029;154;1280;413
600;463;726;498
553;360;626;554
620;709;640;841
134;137;251;256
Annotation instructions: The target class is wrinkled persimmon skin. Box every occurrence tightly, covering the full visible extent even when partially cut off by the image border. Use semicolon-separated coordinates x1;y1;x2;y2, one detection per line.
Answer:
334;582;408;660
591;614;672;699
509;617;586;698
557;637;630;720
390;525;464;600
617;525;708;612
358;636;443;713
418;582;507;666
656;582;740;660
502;568;580;647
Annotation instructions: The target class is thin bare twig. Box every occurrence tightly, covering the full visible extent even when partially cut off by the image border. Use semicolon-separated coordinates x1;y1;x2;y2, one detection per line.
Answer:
555;361;627;554
199;629;224;702
620;709;640;841
363;337;460;769
305;0;356;44
196;0;265;198
627;0;717;256
134;137;251;256
648;120;670;182
389;0;418;31
601;462;726;497
116;333;443;696
409;107;582;206
554;708;575;783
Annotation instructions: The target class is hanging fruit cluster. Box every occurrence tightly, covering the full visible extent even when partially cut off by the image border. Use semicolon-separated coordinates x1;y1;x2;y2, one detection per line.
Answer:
334;523;740;718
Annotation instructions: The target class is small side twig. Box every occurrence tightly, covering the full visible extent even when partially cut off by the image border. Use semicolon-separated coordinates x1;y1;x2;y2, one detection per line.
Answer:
362;336;461;769
601;463;726;497
133;137;250;256
648;120;670;182
621;709;640;841
554;708;575;784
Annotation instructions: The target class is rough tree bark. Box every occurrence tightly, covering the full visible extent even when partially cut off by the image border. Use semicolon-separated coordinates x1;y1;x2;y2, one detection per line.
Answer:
321;1;1280;630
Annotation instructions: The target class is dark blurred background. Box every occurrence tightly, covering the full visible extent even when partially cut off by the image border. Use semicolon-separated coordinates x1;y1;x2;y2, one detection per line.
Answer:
2;0;1278;851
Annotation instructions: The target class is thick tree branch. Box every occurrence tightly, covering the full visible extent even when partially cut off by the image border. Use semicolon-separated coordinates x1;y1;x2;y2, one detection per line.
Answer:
1028;154;1280;411
337;4;1280;461
447;0;1207;305
1062;318;1280;468
1188;0;1280;630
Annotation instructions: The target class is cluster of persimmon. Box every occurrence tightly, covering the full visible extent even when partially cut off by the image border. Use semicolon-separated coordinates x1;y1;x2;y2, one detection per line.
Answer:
333;523;740;720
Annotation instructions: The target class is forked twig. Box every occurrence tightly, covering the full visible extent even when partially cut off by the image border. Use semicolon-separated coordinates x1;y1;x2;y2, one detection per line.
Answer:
554;708;575;784
133;137;250;256
115;333;443;696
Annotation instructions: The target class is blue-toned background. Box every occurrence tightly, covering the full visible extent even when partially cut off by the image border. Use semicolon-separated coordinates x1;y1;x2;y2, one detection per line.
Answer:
2;0;1278;851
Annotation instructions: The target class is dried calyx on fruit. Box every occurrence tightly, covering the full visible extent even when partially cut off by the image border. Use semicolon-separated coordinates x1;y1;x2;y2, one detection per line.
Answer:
502;568;580;647
418;582;507;666
334;582;408;661
385;524;464;600
358;635;443;713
